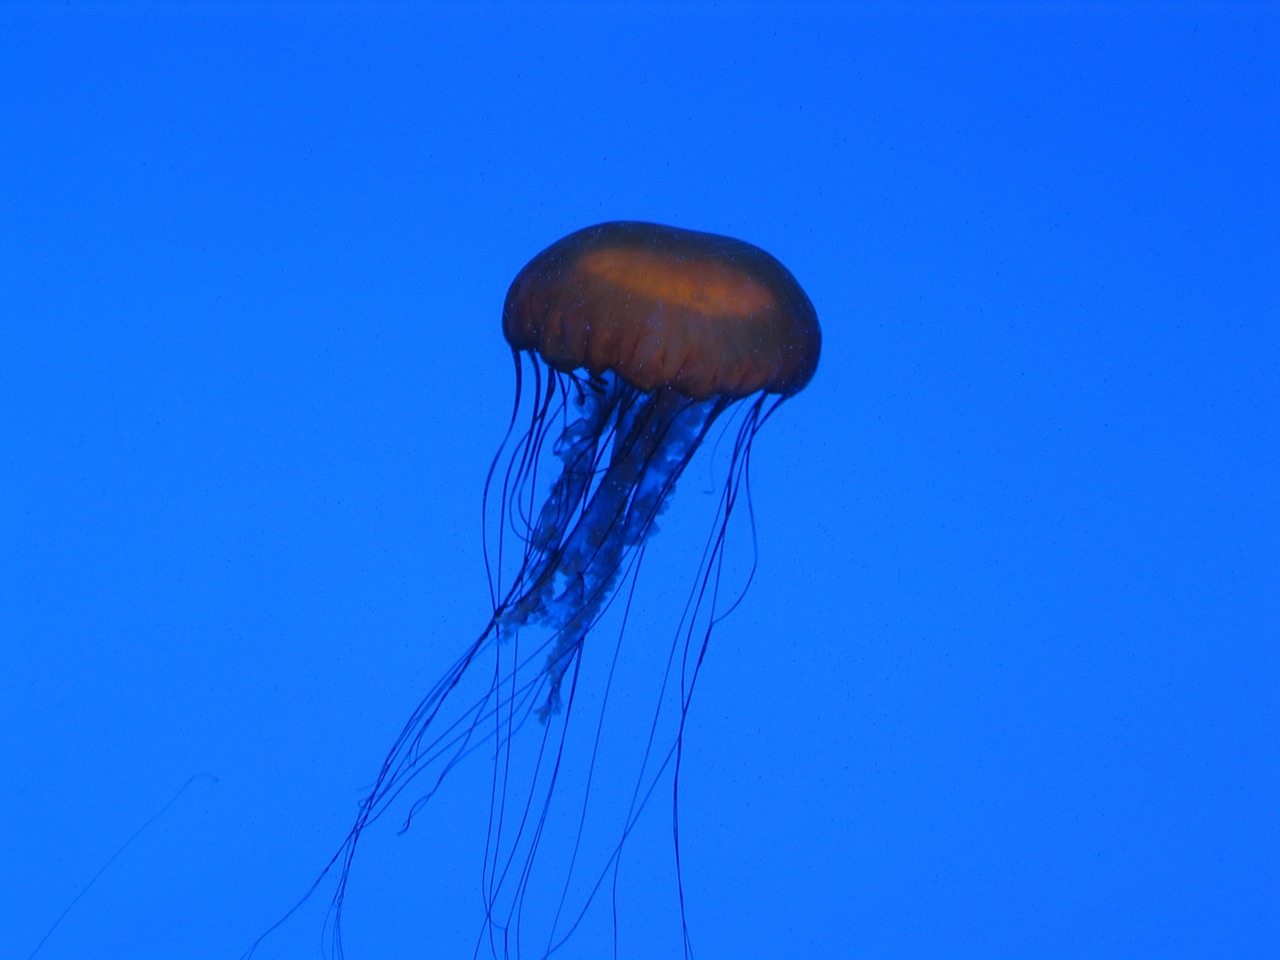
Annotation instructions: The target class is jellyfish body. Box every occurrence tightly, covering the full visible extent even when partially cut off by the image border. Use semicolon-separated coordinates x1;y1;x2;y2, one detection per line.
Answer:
289;223;819;960
494;224;818;719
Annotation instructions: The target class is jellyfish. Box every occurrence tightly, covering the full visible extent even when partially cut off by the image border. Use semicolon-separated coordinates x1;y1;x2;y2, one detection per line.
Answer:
255;222;819;960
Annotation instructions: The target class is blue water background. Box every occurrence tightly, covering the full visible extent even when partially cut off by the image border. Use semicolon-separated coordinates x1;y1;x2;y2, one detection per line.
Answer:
3;3;1276;958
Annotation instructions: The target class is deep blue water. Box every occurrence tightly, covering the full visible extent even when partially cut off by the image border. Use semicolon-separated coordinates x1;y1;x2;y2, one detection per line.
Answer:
4;3;1276;959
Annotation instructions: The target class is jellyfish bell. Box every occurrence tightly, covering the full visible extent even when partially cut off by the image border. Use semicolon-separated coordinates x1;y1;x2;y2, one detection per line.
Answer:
503;221;820;399
248;222;819;960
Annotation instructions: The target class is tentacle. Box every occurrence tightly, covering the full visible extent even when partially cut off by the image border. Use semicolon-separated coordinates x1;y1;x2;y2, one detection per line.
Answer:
494;372;724;716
